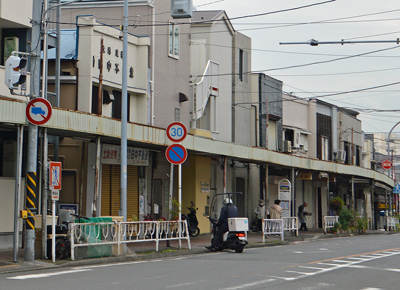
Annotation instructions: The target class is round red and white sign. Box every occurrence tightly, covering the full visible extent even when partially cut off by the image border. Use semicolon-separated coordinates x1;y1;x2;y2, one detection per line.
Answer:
166;122;187;142
165;144;188;165
26;98;52;125
381;160;392;170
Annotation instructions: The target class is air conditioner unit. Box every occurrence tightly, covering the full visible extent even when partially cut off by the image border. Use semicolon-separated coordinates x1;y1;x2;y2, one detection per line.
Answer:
336;150;346;163
283;140;292;153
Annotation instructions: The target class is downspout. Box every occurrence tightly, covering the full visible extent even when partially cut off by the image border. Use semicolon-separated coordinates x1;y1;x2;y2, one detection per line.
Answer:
150;2;155;126
251;105;257;146
223;157;227;194
73;61;79;111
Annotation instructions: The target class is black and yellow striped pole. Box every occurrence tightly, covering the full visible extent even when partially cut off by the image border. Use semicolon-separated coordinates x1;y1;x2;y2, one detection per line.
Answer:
26;172;38;230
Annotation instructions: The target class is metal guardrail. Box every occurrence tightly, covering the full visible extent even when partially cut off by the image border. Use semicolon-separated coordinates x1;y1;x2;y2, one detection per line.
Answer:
262;219;284;242
323;216;339;234
70;220;191;260
282;217;299;237
387;217;399;231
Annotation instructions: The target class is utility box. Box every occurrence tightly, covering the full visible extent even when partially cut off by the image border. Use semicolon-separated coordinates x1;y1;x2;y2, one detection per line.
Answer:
228;218;248;232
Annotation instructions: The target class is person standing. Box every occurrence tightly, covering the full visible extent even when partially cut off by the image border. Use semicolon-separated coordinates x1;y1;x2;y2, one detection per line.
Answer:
254;200;266;232
269;199;283;220
298;202;310;231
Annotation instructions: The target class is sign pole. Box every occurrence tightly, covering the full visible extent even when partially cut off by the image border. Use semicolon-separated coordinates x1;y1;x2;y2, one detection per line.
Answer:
52;197;56;263
179;164;182;222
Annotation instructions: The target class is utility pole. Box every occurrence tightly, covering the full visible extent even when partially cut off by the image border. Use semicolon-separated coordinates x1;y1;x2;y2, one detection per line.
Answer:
120;0;128;222
25;0;43;262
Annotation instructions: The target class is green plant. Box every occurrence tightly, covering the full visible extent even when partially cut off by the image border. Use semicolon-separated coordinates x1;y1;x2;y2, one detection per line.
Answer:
329;196;344;215
338;208;353;231
331;222;341;233
355;216;368;232
127;214;139;222
169;199;181;221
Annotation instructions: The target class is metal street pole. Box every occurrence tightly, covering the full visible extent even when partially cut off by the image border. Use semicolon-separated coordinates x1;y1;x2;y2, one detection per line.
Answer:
120;0;128;222
13;125;24;262
24;0;42;262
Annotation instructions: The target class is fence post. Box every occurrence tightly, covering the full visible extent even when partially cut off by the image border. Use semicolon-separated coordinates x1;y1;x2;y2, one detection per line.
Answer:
117;222;121;256
156;222;159;252
262;219;265;243
70;223;75;261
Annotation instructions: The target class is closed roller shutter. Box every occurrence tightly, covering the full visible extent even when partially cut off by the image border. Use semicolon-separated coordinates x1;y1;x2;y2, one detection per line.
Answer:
127;166;139;219
101;164;111;216
111;165;121;216
101;164;139;218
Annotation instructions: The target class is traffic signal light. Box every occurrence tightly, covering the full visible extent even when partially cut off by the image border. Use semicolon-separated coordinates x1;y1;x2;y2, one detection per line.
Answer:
4;55;27;90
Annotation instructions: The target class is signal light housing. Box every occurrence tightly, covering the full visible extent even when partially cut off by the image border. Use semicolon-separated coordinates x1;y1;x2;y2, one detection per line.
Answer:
4;55;27;90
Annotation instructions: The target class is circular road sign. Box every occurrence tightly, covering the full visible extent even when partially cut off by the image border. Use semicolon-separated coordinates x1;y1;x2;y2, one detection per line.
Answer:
166;144;188;165
381;159;392;170
26;98;53;125
166;121;187;142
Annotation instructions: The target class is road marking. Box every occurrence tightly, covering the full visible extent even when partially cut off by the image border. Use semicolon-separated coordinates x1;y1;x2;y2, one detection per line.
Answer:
299;266;327;270
8;269;90;280
271;248;400;282
220;278;276;289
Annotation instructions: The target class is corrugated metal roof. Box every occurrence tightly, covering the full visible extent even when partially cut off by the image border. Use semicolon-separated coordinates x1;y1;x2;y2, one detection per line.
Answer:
0;97;394;187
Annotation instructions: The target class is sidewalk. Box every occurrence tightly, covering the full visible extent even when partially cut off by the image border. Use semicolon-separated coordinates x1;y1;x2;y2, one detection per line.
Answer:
0;229;391;274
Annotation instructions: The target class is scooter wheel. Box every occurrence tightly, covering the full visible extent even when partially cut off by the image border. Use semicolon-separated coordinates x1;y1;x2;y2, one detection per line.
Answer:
234;245;244;253
189;227;200;237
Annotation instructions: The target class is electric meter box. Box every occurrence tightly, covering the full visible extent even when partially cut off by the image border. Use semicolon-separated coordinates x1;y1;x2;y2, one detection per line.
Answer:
228;218;249;232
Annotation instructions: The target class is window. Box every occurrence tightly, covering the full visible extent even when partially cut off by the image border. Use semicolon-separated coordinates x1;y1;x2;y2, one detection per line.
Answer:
168;22;180;58
239;49;243;81
238;49;248;82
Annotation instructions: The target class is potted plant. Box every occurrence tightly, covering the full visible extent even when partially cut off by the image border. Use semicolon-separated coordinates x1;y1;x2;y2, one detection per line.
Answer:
331;222;340;234
329;196;344;215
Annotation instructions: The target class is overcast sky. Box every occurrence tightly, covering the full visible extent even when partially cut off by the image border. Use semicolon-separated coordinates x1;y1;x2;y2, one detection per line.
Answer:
193;0;400;134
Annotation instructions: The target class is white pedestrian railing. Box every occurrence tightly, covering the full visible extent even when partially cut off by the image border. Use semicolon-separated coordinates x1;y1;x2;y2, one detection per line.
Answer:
282;217;298;237
323;216;339;234
262;219;284;242
387;217;399;231
70;220;191;261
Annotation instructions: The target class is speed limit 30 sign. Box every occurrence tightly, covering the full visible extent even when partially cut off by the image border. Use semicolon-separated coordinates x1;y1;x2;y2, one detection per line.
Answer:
166;122;187;142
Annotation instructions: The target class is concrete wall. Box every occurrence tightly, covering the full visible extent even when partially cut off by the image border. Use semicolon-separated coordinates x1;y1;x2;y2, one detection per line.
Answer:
232;32;253;146
0;177;24;249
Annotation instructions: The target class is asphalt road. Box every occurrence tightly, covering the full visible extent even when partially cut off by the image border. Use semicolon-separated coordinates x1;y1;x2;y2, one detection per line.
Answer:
2;234;400;290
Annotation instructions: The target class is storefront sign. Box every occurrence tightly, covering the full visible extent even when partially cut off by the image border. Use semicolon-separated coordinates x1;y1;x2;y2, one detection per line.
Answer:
297;171;313;180
102;144;149;166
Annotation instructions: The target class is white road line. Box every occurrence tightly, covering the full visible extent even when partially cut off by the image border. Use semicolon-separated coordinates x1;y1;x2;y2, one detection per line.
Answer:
332;260;350;263
384;268;400;272
74;260;147;269
286;270;314;275
299;266;327;270
166;282;200;288
317;262;346;266
8;269;90;280
220;278;276;290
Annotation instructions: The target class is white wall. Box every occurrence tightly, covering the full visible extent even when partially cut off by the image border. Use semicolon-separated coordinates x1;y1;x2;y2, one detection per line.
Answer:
0;177;25;249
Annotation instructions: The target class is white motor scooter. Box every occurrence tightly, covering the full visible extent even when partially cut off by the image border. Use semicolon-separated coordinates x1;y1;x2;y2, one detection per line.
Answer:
206;193;249;253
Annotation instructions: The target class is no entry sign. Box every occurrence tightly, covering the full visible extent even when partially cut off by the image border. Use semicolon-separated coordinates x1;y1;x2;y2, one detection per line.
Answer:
381;159;392;170
166;144;187;165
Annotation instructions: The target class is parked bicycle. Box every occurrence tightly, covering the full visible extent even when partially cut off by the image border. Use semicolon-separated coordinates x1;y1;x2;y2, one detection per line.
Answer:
47;212;88;259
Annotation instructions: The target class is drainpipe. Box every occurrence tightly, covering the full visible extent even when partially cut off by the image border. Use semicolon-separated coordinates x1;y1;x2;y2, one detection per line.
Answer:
93;136;101;217
150;2;155;126
223;157;227;194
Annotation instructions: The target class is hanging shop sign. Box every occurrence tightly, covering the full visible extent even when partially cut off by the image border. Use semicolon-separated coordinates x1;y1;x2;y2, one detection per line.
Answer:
102;144;149;166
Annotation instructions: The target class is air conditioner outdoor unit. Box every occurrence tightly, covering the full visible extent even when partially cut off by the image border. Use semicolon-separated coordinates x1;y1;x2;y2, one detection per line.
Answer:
336;150;346;162
283;140;292;153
